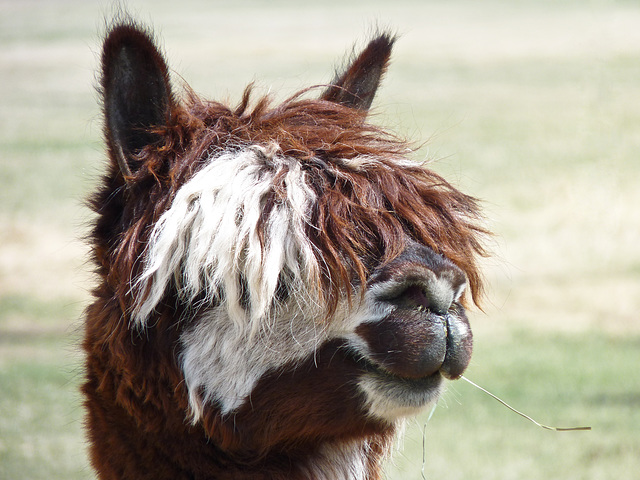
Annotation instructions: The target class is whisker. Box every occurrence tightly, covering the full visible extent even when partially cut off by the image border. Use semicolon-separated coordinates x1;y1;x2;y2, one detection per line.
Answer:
420;402;438;480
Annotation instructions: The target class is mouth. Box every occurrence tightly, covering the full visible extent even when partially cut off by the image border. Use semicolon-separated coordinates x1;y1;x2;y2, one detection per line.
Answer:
349;349;444;420
355;352;441;386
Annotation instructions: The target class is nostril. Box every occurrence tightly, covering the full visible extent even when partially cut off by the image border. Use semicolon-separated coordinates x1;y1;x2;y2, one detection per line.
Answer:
396;284;430;311
384;280;454;316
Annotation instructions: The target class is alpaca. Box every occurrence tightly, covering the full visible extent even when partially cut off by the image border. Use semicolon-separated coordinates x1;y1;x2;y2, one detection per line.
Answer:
83;20;487;480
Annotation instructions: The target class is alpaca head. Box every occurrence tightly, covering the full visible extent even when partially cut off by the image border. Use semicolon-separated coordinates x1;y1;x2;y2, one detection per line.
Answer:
86;20;486;479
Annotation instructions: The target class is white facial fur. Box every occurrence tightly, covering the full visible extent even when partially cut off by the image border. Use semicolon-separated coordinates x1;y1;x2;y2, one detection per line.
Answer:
133;146;320;333
180;304;330;417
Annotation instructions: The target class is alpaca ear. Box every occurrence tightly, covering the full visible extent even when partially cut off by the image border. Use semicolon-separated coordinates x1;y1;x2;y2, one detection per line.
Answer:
101;23;173;180
321;33;395;111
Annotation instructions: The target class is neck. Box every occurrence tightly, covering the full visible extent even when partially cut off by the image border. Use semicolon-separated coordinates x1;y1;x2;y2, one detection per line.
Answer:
84;376;384;480
82;303;388;480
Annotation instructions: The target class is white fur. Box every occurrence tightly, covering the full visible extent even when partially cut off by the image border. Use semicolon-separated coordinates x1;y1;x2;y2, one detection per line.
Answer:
180;304;331;417
133;146;320;333
358;373;442;420
301;440;374;480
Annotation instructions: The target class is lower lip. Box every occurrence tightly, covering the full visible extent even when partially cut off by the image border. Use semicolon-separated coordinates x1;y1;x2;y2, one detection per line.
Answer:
361;356;443;390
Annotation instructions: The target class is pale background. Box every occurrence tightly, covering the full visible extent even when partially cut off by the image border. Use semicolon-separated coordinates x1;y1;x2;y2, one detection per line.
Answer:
1;1;639;478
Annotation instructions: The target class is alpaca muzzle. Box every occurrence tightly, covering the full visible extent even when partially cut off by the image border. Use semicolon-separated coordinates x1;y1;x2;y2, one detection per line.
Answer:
350;242;473;418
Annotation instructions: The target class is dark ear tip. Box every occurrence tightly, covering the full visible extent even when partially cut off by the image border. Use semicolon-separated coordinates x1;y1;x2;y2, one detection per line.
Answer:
368;31;397;55
104;17;154;41
103;22;143;54
102;22;167;75
320;30;397;111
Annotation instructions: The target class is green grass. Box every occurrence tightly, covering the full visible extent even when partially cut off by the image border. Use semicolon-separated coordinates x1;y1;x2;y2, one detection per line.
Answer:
0;352;89;480
1;0;639;478
0;297;89;480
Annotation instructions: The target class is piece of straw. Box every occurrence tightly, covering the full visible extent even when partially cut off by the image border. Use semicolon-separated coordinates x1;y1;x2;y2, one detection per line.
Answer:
461;376;591;432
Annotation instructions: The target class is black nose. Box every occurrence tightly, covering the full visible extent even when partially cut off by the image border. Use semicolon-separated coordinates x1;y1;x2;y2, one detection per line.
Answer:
355;244;473;379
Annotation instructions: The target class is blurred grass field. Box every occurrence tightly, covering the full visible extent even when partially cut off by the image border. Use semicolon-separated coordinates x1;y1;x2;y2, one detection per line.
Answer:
1;1;639;479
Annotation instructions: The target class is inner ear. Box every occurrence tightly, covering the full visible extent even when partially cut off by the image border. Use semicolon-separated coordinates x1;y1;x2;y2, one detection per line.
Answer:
321;32;395;111
101;23;173;179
